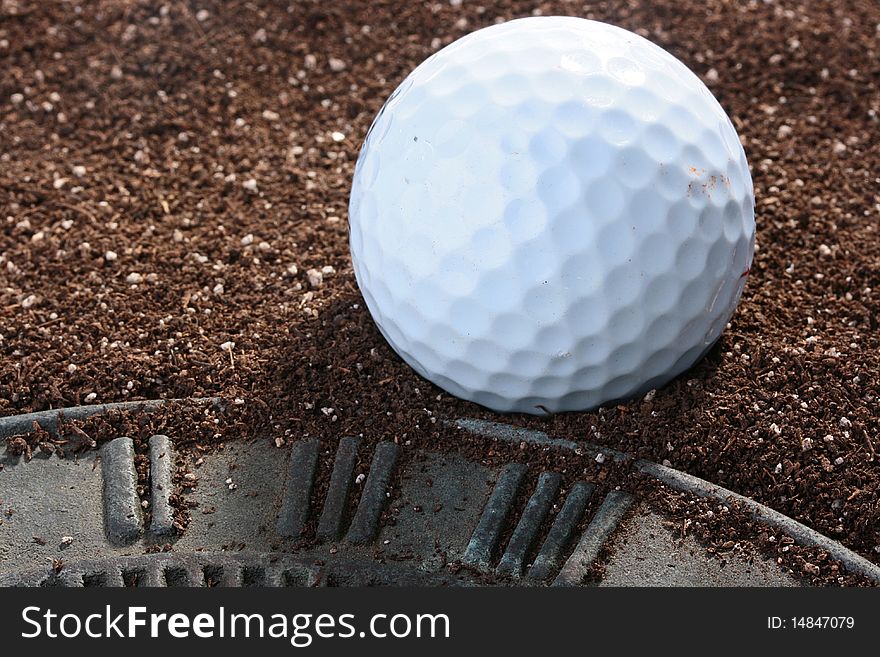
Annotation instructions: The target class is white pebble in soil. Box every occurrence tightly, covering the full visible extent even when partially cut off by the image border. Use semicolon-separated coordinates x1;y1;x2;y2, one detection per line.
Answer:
306;268;323;288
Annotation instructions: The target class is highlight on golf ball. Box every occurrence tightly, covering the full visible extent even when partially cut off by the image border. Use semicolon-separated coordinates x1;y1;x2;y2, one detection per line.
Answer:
348;16;756;415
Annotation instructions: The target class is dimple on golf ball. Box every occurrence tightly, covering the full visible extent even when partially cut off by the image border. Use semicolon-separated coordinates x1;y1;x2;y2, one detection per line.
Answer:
348;16;755;415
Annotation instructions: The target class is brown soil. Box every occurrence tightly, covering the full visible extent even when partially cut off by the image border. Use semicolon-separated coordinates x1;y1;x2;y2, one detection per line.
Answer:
2;1;879;580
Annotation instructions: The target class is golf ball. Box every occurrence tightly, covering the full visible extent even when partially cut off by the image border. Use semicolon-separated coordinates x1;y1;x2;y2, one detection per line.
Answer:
349;16;755;415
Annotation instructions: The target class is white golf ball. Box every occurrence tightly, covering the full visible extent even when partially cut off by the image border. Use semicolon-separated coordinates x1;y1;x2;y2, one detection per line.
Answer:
349;16;755;415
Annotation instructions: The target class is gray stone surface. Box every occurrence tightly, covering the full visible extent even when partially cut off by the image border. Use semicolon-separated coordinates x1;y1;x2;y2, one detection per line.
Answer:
457;413;880;583
148;435;175;536
636;459;880;582
0;553;323;587
346;441;399;544
463;462;528;570
377;451;495;569
555;490;636;586
528;482;594;582
100;437;142;545
0;398;218;443
0;450;122;566
1;405;870;586
497;471;561;577
599;507;801;587
173;440;286;553
316;436;361;541
276;438;319;538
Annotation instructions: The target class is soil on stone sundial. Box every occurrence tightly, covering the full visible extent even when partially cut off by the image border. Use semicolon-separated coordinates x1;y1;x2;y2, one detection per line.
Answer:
1;0;879;585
